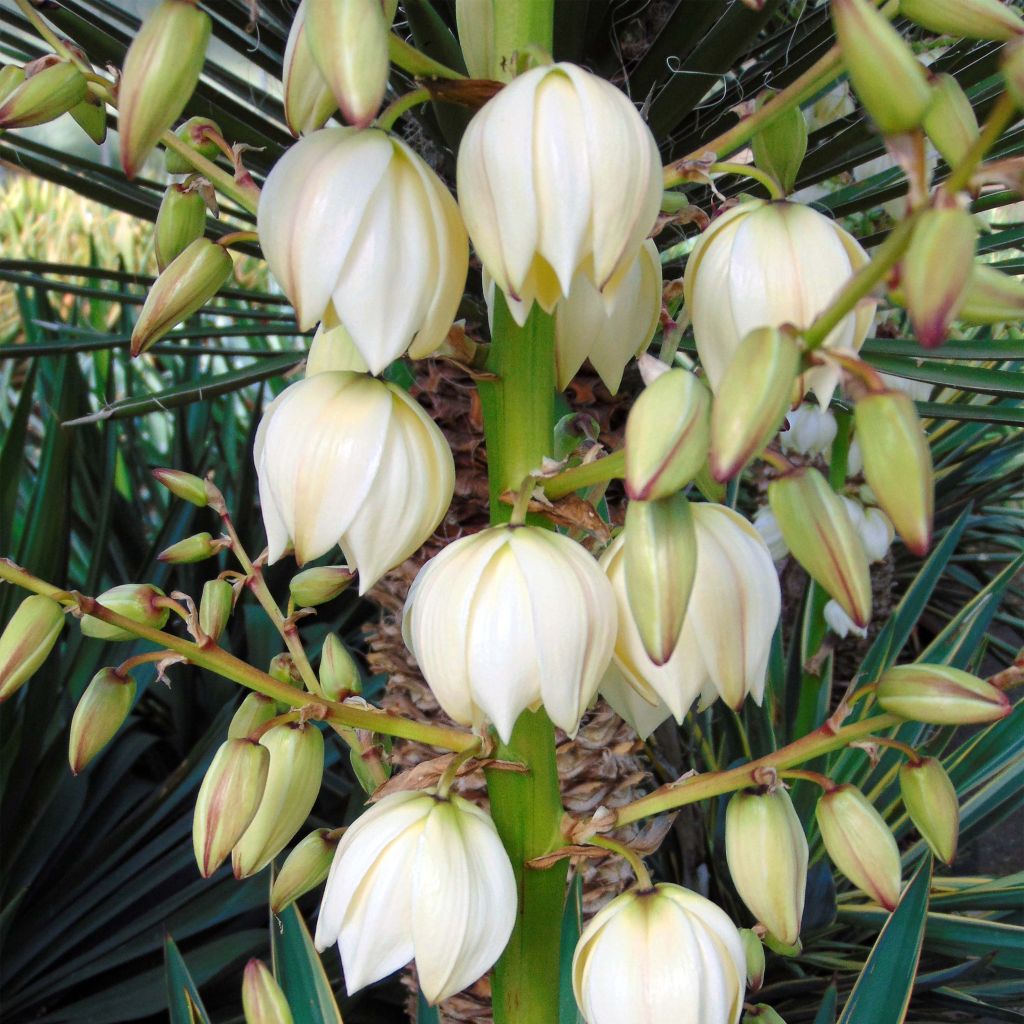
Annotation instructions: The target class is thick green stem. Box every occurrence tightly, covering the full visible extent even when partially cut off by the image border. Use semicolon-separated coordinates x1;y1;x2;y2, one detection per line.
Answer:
491;1;555;82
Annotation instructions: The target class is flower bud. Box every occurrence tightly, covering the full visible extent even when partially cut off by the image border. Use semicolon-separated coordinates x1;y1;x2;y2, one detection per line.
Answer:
152;467;210;507
824;599;867;640
155;184;207;272
900;757;959;865
0;59;87;129
232;722;325;878
289;565;356;607
923;75;980;169
242;959;293;1024
164;116;222;174
710;327;802;481
831;0;931;135
901;0;1024;41
268;654;302;688
319;634;359;700
779;404;837;455
0;595;65;702
228;692;278;739
68;668;136;773
315;790;516;1003
270;828;340;912
739;928;765;991
305;0;392;128
751;89;807;195
256;372;455;591
623;495;698;665
457;63;662;321
769;468;872;628
118;0;212;177
816;785;902;910
131;238;233;356
854;390;933;555
80;584;170;641
304;315;368;376
404;525;616;742
901;207;978;349
876;663;1010;724
960;263;1024;323
684;200;874;408
283;1;337;136
572;883;746;1024
744;1007;788;1024
259;128;468;367
193;738;270;877
727;786;808;946
70;90;107;144
624;368;711;501
199;578;234;642
1005;38;1024;109
158;531;221;564
0;65;25;104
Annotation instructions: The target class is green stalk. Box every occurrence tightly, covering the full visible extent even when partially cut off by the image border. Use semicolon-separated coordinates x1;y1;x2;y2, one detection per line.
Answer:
491;0;555;82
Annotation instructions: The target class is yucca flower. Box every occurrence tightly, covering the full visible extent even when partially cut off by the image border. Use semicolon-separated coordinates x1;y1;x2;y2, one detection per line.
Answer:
457;61;661;322
684;199;876;407
259;127;468;373
314;789;516;1004
255;372;455;591
402;525;616;742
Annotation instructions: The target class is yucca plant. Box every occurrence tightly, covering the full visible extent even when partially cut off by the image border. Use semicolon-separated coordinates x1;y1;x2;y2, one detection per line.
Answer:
1;2;1022;1023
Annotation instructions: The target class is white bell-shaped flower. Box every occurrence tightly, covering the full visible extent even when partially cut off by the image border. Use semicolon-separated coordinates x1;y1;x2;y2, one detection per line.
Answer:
457;62;661;324
753;505;789;563
259;127;468;372
402;525;617;742
824;599;868;639
305;311;369;376
314;789;516;1004
684;199;876;407
255;371;454;592
602;504;781;717
572;883;746;1024
841;496;894;563
780;403;838;455
599;663;672;740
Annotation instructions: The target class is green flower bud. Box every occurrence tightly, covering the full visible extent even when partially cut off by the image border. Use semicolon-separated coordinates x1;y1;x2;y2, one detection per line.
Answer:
228;692;278;739
164;115;222;174
739;928;765;991
923;74;979;169
152;467;211;507
199;578;234;642
902;207;978;349
70;90;107;144
831;0;931;135
768;468;872;628
876;663;1010;724
624;368;711;501
623;494;698;666
1005;38;1024;109
68;667;136;774
743;1007;788;1024
232;722;325;878
80;584;169;642
959;263;1024;324
193;738;270;877
158;531;221;564
242;959;294;1024
155;184;207;271
282;1;337;136
0;65;26;104
0;59;87;129
289;565;356;607
709;326;802;482
900;757;959;865
319;633;360;701
131;238;233;356
726;786;808;947
751;89;807;195
816;785;902;910
901;0;1024;41
118;0;212;177
269;827;339;912
0;595;65;702
268;654;302;689
854;390;933;556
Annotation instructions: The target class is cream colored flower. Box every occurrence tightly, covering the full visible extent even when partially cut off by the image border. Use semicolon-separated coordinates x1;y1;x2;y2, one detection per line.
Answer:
603;503;780;716
402;525;616;742
572;883;746;1024
255;372;454;592
599;663;672;740
780;403;837;455
259;127;468;372
457;62;661;323
304;312;369;376
684;199;876;407
315;789;516;1004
